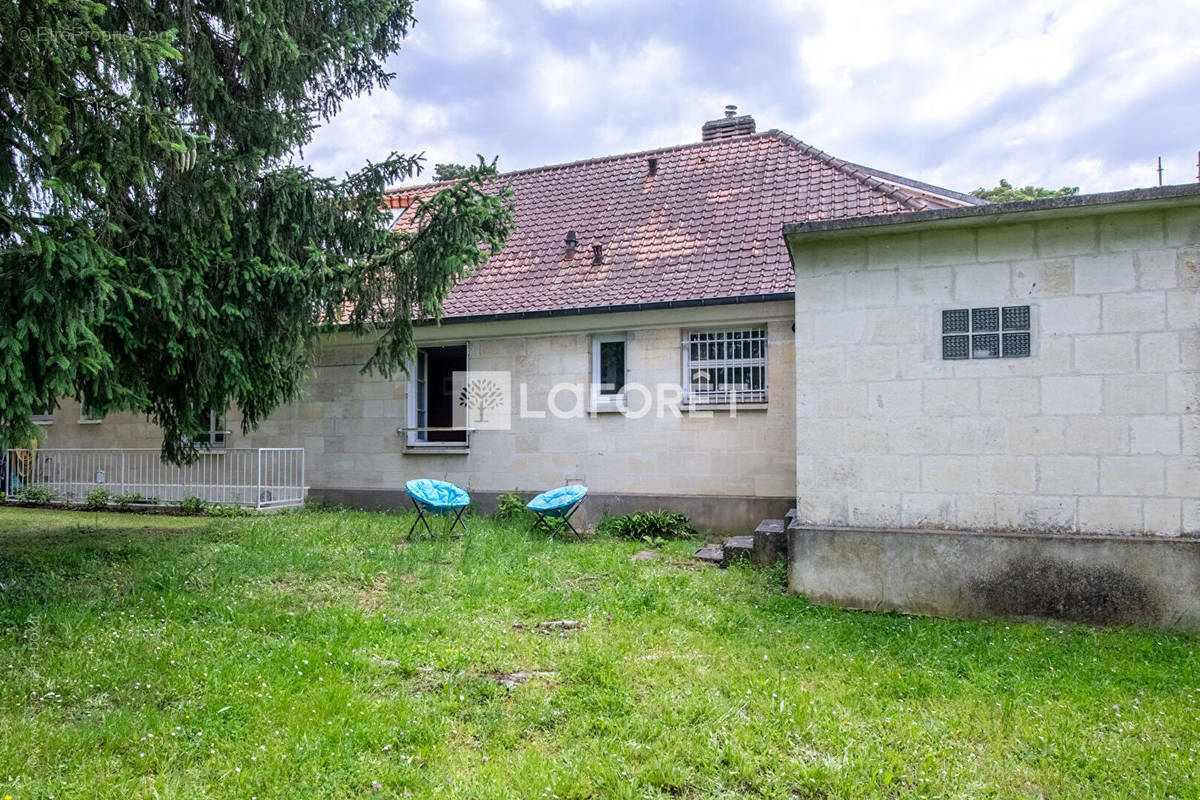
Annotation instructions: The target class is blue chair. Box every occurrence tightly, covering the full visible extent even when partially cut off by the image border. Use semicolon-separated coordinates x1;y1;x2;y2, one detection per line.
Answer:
405;479;471;537
526;484;588;535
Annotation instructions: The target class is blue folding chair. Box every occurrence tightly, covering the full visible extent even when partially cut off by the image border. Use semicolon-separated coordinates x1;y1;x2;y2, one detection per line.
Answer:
526;484;588;536
406;479;471;537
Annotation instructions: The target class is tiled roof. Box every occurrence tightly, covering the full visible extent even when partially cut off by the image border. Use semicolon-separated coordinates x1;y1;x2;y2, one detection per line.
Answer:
387;129;975;319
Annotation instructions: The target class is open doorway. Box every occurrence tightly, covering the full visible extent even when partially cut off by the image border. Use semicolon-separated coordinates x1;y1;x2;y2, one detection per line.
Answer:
408;344;467;445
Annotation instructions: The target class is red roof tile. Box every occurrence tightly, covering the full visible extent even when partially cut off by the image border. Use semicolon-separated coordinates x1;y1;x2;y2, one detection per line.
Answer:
387;129;975;319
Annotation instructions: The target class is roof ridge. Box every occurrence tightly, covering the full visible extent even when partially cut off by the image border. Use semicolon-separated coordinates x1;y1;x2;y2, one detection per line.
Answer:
762;129;931;212
384;133;777;197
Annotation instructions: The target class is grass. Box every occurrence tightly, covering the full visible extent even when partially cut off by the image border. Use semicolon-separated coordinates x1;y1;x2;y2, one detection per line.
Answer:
0;507;1196;799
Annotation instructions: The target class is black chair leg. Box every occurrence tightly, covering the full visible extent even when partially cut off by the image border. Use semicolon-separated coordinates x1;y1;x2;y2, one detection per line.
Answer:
448;505;468;535
559;500;584;536
408;498;433;538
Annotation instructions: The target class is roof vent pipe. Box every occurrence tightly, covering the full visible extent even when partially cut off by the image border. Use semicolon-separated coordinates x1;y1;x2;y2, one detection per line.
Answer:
592;243;603;265
724;104;738;118
565;230;578;253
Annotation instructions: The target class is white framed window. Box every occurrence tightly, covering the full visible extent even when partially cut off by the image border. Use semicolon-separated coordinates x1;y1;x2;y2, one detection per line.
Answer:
683;327;768;405
405;344;469;448
183;410;228;450
78;397;103;424
30;406;54;425
590;333;627;411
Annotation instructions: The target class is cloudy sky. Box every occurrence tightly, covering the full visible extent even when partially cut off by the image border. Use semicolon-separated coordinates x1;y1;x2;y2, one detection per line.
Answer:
302;0;1200;195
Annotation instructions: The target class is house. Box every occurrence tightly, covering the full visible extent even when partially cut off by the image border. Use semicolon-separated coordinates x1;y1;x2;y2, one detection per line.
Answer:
783;183;1200;628
24;109;978;528
17;109;1200;628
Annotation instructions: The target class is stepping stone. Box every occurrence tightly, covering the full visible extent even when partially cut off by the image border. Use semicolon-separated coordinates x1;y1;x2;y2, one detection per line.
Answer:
694;543;725;565
630;550;659;561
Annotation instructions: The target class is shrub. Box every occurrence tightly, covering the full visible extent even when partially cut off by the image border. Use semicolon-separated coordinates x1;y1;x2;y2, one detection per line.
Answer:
179;496;207;513
596;510;695;542
85;488;111;509
15;484;53;505
114;492;143;510
494;492;532;522
207;503;260;517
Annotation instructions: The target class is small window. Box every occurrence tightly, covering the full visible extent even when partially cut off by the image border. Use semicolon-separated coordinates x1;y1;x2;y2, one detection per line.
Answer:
184;410;228;450
30;405;55;424
942;306;1031;360
591;334;627;408
78;397;103;424
684;328;768;405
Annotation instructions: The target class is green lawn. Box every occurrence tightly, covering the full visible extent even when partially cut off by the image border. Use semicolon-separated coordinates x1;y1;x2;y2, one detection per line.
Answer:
0;507;1196;799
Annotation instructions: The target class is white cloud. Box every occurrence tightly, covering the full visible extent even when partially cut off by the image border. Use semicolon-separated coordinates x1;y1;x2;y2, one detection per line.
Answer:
783;0;1200;190
302;0;1200;193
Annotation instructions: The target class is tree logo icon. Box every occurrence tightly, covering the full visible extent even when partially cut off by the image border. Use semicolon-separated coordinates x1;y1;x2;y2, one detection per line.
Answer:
452;371;512;430
458;377;504;423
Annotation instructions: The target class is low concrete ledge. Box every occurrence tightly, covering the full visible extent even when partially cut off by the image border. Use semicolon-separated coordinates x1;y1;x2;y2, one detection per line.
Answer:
308;487;791;533
788;524;1200;631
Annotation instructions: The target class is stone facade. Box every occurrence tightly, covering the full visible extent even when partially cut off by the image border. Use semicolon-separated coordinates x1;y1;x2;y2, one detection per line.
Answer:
34;301;796;529
788;202;1200;537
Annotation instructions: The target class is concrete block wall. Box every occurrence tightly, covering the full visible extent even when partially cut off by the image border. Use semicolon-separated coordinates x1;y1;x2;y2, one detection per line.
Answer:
789;205;1200;537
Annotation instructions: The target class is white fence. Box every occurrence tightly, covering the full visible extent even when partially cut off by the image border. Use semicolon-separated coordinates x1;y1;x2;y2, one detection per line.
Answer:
4;448;306;509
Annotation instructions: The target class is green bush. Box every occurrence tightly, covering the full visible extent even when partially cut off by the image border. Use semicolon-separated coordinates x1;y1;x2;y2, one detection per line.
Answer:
15;484;53;505
85;488;111;509
494;492;532;522
596;510;695;542
207;503;260;517
179;496;207;513
114;492;143;510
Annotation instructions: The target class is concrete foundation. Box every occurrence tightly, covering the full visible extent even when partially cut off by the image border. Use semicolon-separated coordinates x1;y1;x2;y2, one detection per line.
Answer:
788;524;1200;630
309;487;791;533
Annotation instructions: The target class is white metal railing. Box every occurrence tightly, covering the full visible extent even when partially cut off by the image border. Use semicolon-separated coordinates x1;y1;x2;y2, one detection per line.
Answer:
4;448;306;509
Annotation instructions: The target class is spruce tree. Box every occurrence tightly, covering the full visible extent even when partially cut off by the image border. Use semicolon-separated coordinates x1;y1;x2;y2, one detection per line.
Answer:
0;0;511;460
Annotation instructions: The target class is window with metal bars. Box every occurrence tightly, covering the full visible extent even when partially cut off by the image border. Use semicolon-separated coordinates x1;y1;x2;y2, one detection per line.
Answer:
683;328;768;404
942;306;1031;360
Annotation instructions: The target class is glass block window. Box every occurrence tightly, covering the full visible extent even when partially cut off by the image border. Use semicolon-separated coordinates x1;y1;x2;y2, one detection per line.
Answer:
942;309;969;334
942;306;1031;360
684;328;767;404
942;334;969;360
1003;332;1031;358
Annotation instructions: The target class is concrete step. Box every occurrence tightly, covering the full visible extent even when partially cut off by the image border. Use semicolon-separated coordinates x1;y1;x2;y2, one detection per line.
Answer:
753;518;788;565
722;534;754;562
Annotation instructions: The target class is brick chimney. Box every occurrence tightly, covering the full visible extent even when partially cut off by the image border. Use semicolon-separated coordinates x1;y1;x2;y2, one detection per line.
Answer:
701;105;755;141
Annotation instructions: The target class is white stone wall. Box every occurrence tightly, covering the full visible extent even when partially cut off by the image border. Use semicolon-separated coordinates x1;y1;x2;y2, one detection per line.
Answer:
35;302;796;502
789;204;1200;536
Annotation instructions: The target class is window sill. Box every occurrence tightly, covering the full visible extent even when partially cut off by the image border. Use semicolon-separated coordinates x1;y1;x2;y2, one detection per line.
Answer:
403;446;470;455
683;403;769;413
77;419;103;425
31;419;53;425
